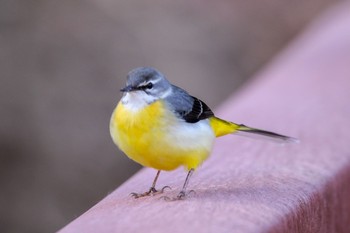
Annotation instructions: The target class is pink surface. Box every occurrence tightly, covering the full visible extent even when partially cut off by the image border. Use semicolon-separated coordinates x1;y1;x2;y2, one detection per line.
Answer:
60;3;350;233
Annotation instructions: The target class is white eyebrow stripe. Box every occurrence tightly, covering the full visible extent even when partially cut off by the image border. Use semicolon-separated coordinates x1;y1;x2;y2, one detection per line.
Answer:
150;77;162;84
137;77;161;87
138;81;148;86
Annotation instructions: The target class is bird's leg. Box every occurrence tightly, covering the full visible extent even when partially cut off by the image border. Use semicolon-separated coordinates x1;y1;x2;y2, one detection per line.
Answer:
130;170;171;198
176;168;195;199
161;168;195;201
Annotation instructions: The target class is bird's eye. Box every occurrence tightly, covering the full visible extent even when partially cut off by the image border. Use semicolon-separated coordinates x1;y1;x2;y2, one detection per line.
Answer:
145;82;153;89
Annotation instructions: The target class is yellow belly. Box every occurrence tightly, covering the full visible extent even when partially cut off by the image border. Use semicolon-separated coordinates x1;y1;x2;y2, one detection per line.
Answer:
110;100;215;171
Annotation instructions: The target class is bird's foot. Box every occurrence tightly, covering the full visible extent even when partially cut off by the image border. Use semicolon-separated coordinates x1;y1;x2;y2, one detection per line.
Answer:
130;186;171;199
160;190;196;201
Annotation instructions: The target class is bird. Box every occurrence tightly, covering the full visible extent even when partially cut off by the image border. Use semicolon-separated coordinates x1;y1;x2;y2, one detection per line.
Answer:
110;67;297;200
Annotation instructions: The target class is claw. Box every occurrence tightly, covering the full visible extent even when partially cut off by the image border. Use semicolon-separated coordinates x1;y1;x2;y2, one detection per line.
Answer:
130;192;138;197
177;189;196;199
130;186;171;199
188;190;196;196
129;192;149;199
177;191;186;199
159;195;173;202
160;189;196;201
161;186;172;192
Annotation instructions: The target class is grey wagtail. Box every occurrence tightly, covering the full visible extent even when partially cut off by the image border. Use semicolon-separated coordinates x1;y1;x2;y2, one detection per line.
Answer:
110;67;297;200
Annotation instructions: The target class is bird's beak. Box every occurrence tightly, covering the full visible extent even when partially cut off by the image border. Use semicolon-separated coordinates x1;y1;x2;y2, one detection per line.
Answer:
120;85;135;92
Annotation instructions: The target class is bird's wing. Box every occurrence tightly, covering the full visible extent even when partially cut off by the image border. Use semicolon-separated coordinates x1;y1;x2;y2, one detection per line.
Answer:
165;85;214;123
181;96;214;123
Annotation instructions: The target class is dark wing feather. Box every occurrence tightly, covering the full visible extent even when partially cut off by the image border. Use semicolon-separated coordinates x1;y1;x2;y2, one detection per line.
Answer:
165;85;214;123
180;96;214;123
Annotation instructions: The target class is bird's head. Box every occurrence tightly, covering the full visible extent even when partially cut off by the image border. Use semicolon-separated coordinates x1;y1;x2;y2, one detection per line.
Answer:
120;67;172;107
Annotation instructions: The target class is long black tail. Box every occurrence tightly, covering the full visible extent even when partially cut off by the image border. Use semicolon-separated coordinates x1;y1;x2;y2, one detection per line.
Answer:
236;124;299;144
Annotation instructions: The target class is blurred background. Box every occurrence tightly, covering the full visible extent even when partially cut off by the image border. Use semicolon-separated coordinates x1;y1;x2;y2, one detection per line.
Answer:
0;0;337;232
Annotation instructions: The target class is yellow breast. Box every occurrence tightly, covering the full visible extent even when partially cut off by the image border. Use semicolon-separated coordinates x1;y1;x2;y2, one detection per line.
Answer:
110;100;215;171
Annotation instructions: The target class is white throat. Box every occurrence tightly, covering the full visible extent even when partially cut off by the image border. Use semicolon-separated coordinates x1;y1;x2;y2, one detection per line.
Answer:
121;92;156;111
121;88;172;112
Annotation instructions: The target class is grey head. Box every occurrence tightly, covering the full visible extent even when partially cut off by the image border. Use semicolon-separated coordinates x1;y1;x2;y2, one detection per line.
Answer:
121;67;214;123
121;67;172;99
